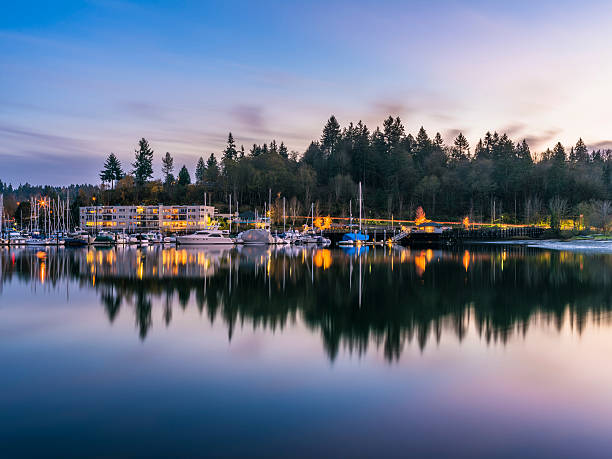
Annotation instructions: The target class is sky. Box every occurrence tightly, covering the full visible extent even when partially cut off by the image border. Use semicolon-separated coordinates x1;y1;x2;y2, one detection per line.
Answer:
2;0;612;185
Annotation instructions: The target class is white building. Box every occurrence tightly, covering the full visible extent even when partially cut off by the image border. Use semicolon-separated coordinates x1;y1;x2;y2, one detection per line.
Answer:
79;205;215;233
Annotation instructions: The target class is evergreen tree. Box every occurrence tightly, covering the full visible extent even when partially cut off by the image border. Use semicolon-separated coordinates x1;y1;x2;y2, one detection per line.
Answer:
433;132;444;151
178;165;191;186
223;133;238;162
205;153;220;184
279;142;288;159
574;138;588;162
100;153;123;189
414;127;431;166
516;139;531;162
132;138;154;186
195;156;206;184
269;140;278;155
321;115;341;155
161;152;175;185
451;133;470;162
552;142;566;162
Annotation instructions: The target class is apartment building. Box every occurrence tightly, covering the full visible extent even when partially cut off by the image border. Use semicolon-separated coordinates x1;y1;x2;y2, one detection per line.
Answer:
79;205;215;233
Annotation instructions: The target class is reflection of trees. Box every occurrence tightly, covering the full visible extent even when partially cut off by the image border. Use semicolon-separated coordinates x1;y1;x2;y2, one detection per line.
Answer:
3;246;612;360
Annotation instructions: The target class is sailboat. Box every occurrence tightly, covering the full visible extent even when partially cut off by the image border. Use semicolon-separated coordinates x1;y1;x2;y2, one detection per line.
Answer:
338;182;369;246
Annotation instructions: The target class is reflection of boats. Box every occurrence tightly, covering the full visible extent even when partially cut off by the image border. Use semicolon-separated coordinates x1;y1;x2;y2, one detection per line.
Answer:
236;229;274;245
340;245;370;256
177;229;234;245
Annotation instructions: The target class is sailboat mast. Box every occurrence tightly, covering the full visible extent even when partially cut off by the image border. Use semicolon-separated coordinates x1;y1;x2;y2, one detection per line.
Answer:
311;203;314;230
359;182;362;233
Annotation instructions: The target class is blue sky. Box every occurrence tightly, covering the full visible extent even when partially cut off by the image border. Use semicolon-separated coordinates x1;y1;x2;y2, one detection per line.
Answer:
2;0;612;185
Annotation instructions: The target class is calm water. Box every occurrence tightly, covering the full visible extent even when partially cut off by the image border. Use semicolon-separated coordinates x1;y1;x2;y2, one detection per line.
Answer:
2;244;612;458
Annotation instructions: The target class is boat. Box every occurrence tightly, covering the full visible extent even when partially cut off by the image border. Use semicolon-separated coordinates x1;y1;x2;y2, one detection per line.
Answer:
236;229;274;245
92;232;115;246
176;228;234;245
26;238;55;246
142;232;164;244
163;236;177;244
338;182;369;246
2;231;28;245
64;237;89;247
129;234;149;246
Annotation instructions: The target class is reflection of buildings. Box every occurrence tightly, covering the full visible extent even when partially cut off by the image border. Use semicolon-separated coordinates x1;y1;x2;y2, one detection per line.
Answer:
83;246;231;279
79;205;215;232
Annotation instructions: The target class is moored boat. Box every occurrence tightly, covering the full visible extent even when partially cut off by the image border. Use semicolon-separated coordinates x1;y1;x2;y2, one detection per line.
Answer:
177;228;234;245
236;229;274;245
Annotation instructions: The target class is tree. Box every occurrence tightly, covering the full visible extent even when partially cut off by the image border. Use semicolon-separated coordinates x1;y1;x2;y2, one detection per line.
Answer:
321;115;340;155
100;153;123;189
552;142;566;162
132;138;154;186
205;153;220;184
279;142;288;159
451;133;470;162
161;152;175;185
178;165;191;186
573;138;588;162
223;133;238;162
195;157;206;184
549;196;567;230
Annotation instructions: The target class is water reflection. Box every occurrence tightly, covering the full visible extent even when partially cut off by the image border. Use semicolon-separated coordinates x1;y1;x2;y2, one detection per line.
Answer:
2;245;612;361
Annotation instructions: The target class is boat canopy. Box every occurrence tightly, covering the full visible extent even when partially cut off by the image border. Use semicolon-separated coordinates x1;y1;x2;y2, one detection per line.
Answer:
341;232;369;242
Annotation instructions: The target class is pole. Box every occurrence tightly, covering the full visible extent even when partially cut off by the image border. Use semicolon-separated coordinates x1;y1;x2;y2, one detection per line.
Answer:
229;193;232;234
283;197;286;233
359;182;362;233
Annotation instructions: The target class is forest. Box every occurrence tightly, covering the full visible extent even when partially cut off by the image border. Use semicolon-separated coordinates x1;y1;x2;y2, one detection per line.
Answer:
2;115;612;229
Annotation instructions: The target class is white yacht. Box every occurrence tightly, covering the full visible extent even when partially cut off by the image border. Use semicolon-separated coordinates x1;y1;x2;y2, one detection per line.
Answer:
3;231;28;245
176;229;234;245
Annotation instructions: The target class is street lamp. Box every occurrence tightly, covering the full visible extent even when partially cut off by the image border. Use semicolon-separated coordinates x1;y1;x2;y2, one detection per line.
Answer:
92;196;97;233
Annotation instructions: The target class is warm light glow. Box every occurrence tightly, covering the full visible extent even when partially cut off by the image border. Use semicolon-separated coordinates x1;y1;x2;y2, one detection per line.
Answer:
313;249;332;269
415;206;428;225
463;250;470;272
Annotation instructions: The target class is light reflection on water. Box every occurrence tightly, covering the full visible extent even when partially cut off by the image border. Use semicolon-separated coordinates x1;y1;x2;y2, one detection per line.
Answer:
2;245;612;457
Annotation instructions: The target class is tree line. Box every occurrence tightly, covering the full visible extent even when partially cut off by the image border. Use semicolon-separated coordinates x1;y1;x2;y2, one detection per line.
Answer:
2;115;612;229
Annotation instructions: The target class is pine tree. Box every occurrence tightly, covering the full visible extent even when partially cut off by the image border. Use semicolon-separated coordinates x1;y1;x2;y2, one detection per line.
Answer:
279;142;288;159
574;138;588;162
433;132;444;151
552;142;566;162
223;133;238;162
321;115;340;155
100;153;123;189
195;156;206;184
161;152;174;185
132;138;154;187
451;133;470;161
269;140;278;155
178;165;191;186
205;153;220;184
